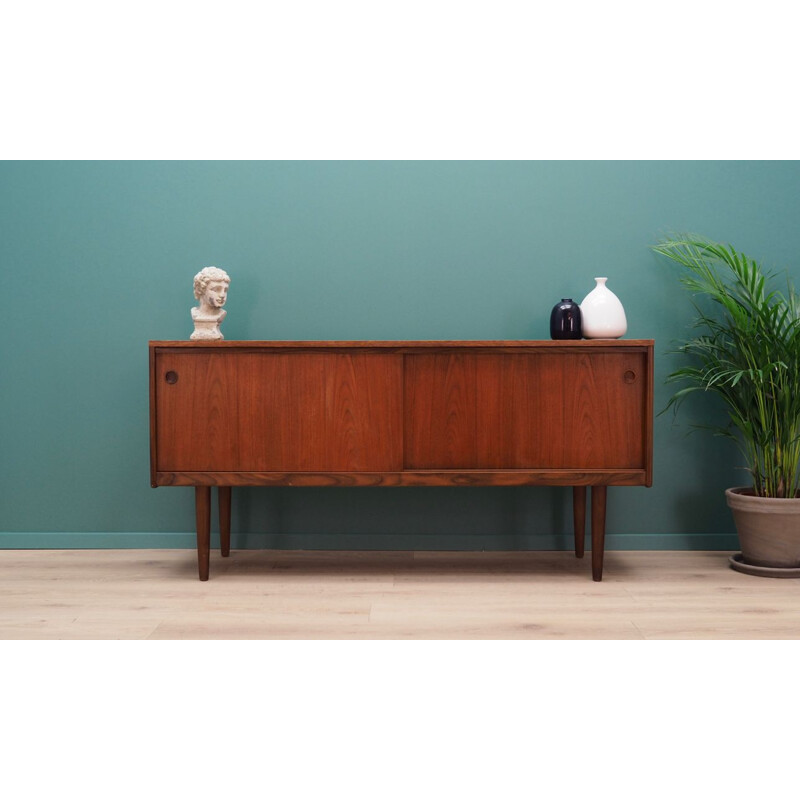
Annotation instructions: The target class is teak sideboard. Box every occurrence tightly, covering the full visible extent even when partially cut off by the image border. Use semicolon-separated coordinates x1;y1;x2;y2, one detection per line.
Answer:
149;340;654;581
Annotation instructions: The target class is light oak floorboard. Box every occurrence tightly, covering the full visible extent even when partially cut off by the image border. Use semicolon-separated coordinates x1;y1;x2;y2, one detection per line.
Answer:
0;550;798;639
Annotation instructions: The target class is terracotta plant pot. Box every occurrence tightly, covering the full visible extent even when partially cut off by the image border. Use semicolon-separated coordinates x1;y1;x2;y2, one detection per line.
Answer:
726;487;800;575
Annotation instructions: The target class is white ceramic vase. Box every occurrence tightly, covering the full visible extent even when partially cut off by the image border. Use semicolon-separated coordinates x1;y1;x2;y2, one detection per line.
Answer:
580;277;627;339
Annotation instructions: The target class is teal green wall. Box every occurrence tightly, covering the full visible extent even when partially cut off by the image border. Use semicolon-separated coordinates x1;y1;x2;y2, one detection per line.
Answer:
3;161;800;550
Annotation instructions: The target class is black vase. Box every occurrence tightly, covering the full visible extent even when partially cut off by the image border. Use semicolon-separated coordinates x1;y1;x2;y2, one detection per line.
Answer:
550;298;582;340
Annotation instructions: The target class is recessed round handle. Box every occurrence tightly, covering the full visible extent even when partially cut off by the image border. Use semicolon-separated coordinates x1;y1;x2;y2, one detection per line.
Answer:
165;371;179;385
623;370;636;384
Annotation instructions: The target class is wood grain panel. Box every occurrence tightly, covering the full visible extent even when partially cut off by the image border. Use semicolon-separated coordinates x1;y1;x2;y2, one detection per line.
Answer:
156;351;242;471
404;354;478;468
404;352;646;469
529;352;646;469
474;354;544;468
156;352;403;471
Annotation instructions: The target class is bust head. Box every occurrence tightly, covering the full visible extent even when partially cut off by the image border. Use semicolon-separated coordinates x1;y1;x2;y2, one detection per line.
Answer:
193;266;230;313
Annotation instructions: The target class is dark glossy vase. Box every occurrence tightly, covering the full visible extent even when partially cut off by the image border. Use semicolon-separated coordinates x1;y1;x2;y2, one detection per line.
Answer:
550;298;582;340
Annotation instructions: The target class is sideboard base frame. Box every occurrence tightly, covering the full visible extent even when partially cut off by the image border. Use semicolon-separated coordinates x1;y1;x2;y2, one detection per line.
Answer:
191;483;610;582
155;469;646;488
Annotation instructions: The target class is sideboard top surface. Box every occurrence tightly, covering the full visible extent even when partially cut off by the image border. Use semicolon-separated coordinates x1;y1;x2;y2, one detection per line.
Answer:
150;339;653;349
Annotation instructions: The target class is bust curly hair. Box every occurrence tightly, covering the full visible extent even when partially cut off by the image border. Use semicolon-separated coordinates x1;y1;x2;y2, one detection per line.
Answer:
193;266;230;300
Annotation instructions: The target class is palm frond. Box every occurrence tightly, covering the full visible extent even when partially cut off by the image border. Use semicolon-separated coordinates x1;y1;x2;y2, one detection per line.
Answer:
653;235;800;498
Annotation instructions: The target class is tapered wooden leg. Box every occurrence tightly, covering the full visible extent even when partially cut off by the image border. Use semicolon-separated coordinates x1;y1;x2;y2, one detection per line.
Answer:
219;486;231;557
591;485;607;582
195;486;211;581
573;486;586;558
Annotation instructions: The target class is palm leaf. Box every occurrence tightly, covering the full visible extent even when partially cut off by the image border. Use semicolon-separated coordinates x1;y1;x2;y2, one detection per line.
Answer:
653;235;800;497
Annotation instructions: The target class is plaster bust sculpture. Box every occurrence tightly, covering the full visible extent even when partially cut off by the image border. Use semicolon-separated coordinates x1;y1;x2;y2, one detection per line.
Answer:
190;266;230;341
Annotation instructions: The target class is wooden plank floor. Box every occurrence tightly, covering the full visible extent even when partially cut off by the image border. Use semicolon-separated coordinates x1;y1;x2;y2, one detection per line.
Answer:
1;549;799;639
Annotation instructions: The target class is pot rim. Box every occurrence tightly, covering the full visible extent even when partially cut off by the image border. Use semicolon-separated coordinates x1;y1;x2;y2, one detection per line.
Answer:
726;486;800;507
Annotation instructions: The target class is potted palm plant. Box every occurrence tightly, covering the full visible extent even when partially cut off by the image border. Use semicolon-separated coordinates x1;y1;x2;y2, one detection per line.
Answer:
653;235;800;577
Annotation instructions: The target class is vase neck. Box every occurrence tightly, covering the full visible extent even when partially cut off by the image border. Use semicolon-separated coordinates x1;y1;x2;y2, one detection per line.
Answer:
594;277;608;287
